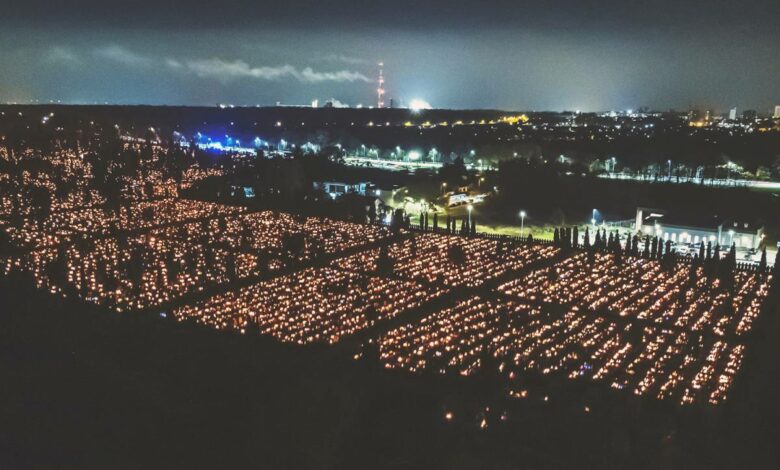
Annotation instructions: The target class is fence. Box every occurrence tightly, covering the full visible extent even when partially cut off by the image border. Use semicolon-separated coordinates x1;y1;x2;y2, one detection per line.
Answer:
395;220;771;276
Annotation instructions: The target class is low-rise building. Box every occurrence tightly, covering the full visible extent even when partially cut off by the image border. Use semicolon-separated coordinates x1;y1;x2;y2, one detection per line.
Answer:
313;181;372;199
634;207;765;250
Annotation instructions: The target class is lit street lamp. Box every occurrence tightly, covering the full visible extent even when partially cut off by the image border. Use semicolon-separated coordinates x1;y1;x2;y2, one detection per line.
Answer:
519;210;526;237
467;204;473;226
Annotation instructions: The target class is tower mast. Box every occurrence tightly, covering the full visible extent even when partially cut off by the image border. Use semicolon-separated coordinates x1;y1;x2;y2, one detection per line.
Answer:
376;62;385;109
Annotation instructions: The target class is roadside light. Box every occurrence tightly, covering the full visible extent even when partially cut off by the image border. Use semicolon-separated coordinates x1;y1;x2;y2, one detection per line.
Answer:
519;211;526;237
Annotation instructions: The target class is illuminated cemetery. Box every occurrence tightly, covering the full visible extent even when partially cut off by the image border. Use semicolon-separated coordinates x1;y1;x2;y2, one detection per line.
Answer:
0;145;776;407
332;232;560;287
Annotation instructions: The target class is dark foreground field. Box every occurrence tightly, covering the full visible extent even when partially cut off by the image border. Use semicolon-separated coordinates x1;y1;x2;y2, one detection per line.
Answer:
2;275;779;470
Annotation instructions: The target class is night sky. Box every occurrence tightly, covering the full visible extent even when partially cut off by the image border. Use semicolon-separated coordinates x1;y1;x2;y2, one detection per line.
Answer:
1;0;778;112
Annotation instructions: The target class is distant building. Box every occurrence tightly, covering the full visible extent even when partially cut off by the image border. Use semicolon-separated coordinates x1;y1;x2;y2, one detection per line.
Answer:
635;207;765;250
313;181;372;199
728;107;737;120
774;105;780;119
742;109;758;121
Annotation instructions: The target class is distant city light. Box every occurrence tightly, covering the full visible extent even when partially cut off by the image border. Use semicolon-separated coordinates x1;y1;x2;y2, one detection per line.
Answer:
409;99;432;112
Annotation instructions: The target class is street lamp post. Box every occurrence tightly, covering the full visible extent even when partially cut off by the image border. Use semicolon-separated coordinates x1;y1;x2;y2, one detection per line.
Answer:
519;210;526;237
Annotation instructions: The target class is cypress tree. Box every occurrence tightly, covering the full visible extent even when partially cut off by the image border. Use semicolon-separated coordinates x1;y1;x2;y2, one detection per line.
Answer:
594;230;601;248
584;227;591;248
721;243;737;289
758;247;767;273
728;243;737;274
650;237;657;258
553;228;560;246
711;244;721;278
643;236;650;258
573;226;579;248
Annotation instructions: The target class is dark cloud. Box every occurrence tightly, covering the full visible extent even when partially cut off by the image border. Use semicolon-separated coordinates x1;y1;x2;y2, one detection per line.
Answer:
4;0;778;33
0;0;778;111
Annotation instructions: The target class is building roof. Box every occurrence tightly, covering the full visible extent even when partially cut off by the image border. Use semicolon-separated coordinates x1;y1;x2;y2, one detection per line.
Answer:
641;211;723;231
638;207;764;233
